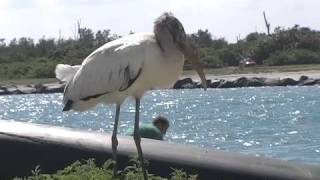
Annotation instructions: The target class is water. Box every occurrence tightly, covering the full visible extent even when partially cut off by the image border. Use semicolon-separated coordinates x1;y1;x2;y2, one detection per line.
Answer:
1;86;320;165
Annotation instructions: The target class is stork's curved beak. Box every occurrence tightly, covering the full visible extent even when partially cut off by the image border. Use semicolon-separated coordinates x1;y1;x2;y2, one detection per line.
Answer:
182;41;207;90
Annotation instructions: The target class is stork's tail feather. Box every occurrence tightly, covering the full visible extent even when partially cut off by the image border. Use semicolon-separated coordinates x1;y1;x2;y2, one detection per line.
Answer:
55;64;81;82
63;99;100;112
63;100;73;111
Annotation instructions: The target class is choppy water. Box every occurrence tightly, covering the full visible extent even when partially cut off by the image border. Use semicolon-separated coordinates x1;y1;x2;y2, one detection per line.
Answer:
1;86;320;165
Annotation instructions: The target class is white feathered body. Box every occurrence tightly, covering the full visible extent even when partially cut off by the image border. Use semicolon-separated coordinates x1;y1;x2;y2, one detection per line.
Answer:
56;33;185;111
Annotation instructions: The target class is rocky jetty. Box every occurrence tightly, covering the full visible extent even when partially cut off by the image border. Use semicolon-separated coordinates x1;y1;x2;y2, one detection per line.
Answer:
1;75;320;95
0;83;65;95
173;75;320;89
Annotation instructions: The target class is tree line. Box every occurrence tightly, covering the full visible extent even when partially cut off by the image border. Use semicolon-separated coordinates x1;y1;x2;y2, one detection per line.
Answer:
0;24;320;79
190;25;320;68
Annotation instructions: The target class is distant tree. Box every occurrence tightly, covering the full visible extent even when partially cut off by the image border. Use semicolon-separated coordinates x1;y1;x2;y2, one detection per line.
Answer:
0;38;7;63
18;37;34;48
110;34;121;40
190;29;213;48
0;38;5;47
211;38;228;49
263;11;271;36
5;37;36;62
36;37;55;57
9;38;18;47
95;30;112;47
246;32;264;42
217;46;241;66
18;37;36;57
78;27;95;48
2;23;320;80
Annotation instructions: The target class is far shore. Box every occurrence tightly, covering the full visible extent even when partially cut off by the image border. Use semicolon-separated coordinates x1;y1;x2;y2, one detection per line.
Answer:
3;64;320;86
1;69;320;95
183;70;320;82
2;69;320;86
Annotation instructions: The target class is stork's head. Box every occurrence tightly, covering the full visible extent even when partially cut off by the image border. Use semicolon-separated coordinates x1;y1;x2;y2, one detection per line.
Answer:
154;12;207;90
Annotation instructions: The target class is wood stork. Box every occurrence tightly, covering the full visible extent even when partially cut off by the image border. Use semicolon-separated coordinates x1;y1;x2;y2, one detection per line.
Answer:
55;12;207;179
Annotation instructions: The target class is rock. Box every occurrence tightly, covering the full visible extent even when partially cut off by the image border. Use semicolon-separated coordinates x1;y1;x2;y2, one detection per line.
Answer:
298;76;317;86
315;79;320;85
0;86;8;95
6;86;19;95
181;82;197;89
299;75;309;81
217;80;235;88
16;85;36;94
209;80;221;88
299;79;317;86
233;77;249;87
246;77;266;87
0;89;7;95
43;83;65;93
34;84;46;93
0;82;65;95
232;77;265;87
279;78;298;86
263;78;281;86
173;78;196;89
196;79;212;88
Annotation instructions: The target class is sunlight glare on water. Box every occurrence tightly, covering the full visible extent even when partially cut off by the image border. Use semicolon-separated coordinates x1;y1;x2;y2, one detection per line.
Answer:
1;86;320;165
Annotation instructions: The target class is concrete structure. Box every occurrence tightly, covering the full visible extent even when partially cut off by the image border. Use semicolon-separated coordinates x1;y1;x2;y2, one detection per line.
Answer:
0;120;319;180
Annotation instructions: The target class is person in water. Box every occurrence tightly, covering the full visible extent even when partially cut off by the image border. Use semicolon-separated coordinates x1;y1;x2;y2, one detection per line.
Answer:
127;116;170;140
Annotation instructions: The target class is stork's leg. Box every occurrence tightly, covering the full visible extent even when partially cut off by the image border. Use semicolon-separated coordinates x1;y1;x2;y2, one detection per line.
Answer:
133;98;148;180
112;104;120;177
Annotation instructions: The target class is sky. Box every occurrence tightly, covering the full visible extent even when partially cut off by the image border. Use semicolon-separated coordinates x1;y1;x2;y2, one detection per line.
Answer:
0;0;319;43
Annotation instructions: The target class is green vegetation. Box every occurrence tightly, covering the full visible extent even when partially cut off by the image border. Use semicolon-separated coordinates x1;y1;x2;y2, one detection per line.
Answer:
1;24;320;80
13;158;197;180
0;78;56;86
188;26;320;69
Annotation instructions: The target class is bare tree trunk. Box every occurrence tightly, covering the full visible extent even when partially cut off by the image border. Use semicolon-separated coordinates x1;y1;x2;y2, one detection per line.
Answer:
73;19;81;40
236;34;241;42
77;20;82;40
263;11;271;36
57;29;62;45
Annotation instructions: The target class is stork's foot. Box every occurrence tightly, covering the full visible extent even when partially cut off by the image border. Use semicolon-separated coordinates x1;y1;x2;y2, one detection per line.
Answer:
133;98;148;180
141;158;148;180
111;161;118;179
111;134;119;178
133;134;148;180
139;159;149;180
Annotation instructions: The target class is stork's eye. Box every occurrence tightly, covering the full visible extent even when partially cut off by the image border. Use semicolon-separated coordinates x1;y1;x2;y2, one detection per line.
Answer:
170;21;180;31
172;22;179;30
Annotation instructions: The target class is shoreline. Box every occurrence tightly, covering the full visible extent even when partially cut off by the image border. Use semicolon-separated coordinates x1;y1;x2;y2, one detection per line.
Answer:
183;70;320;81
1;70;320;95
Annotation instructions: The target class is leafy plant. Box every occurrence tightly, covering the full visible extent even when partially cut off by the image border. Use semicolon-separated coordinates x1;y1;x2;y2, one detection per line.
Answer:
13;158;198;180
2;24;320;80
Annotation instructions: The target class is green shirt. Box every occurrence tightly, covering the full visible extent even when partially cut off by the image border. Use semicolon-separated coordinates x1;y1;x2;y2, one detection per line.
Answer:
127;124;163;140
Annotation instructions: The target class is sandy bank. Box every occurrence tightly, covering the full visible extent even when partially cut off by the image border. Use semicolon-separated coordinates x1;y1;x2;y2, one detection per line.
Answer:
183;70;320;81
